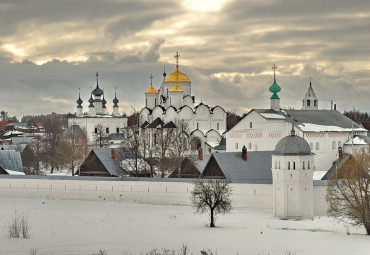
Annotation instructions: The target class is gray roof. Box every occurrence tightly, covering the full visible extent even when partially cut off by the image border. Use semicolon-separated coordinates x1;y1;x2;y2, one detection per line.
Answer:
321;153;352;180
254;109;363;130
209;151;273;182
92;148;132;176
1;144;27;152
274;133;312;155
65;125;83;136
0;150;24;173
107;133;124;141
193;155;211;173
214;137;226;150
12;137;32;145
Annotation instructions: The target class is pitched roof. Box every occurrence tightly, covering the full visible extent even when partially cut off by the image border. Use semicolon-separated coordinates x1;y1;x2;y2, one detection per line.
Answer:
321;153;352;180
345;135;370;145
0;150;24;173
163;121;176;129
92;148;132;176
253;109;366;132
214;137;226;150
203;151;273;182
107;133;124;141
147;117;164;128
65;125;83;136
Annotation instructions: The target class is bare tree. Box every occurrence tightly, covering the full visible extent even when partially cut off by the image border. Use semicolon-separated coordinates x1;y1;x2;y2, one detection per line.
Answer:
92;124;109;148
122;124;142;176
169;120;193;178
191;179;232;228
43;113;63;173
153;125;175;177
326;149;370;235
56;129;88;176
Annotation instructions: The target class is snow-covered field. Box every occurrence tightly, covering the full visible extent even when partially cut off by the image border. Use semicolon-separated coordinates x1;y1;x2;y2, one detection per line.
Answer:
1;197;369;255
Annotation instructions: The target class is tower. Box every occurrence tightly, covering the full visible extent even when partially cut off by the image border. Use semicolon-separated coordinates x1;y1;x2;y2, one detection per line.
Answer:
102;94;107;115
145;74;159;110
272;122;314;219
76;88;83;117
269;64;281;111
92;72;104;114
113;87;120;116
302;77;318;110
88;93;95;116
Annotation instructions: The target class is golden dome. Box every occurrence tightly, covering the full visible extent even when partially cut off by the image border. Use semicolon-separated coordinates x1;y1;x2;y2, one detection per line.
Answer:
164;68;191;83
145;85;158;94
169;83;183;92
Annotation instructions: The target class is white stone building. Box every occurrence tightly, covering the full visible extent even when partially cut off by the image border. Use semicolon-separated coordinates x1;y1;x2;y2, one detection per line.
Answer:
139;53;227;154
68;72;127;144
226;73;367;174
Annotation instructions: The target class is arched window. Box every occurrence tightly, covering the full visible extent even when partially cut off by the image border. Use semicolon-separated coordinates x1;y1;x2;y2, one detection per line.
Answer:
288;161;291;170
293;162;296;170
316;142;320;150
275;161;277;169
303;161;305;170
308;160;310;169
310;142;313;150
279;161;281;169
332;141;336;150
146;98;148;107
250;122;253;128
217;122;220;130
307;100;311;106
235;143;238;149
248;142;252;149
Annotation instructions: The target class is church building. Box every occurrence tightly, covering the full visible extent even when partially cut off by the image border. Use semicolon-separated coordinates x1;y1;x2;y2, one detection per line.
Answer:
68;72;128;144
225;65;367;175
139;53;227;154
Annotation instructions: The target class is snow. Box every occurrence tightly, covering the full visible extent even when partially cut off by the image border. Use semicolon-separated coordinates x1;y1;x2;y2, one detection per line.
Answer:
313;171;327;180
345;136;368;145
298;123;367;132
4;169;25;175
1;197;369;255
260;113;286;119
206;141;220;148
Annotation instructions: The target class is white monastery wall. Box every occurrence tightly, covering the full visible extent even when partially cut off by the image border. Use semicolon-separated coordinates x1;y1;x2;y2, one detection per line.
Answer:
0;178;328;215
68;117;127;143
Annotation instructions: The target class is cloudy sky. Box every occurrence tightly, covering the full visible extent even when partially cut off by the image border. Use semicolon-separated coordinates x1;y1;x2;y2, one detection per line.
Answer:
1;0;369;118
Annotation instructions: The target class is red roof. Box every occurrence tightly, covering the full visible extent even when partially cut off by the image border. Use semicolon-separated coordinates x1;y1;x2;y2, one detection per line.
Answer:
0;120;13;127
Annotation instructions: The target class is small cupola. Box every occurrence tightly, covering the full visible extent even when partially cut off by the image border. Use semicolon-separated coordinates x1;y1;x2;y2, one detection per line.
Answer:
269;64;281;111
302;77;318;110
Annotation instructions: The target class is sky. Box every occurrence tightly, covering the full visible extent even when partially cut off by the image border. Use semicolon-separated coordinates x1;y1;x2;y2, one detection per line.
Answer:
0;0;369;118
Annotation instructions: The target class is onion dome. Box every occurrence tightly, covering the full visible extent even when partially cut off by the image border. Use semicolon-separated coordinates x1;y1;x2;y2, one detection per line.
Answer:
274;128;311;155
269;77;281;99
146;74;158;93
92;72;104;96
169;83;183;92
164;69;191;83
76;94;83;108
88;94;94;107
113;93;119;107
145;85;158;94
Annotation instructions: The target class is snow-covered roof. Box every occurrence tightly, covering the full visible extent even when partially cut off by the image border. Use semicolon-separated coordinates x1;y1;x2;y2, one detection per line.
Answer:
4;169;25;175
298;123;366;132
345;135;370;145
0;150;24;173
260;113;286;119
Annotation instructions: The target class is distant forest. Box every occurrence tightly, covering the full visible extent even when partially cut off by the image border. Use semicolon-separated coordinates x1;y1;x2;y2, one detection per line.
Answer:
343;109;370;124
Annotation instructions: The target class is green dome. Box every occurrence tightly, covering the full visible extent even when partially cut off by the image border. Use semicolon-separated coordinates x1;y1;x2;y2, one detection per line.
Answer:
269;78;281;94
271;93;279;99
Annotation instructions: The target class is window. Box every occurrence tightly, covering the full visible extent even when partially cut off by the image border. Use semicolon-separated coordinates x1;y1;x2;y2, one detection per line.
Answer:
217;122;220;130
338;141;342;148
279;161;281;169
288;161;291;170
106;128;109;134
303;161;305;170
316;142;320;150
307;100;310;106
116;128;120;133
310;142;313;150
146;98;147;107
235;143;238;149
275;161;277;169
248;142;252;150
155;98;157;105
197;122;199;129
250;122;252;128
308;161;310;169
94;128;98;133
332;141;336;150
254;144;258;151
314;100;317;106
293;162;296;170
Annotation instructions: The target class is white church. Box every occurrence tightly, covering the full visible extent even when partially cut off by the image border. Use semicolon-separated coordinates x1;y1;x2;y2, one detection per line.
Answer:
225;67;367;176
68;72;128;144
139;52;227;154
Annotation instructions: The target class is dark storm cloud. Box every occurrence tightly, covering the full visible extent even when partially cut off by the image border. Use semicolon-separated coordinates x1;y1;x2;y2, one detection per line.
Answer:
0;0;370;118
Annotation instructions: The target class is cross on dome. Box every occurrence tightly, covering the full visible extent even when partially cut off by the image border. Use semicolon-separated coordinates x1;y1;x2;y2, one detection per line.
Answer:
272;64;277;78
174;51;180;69
149;74;154;85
